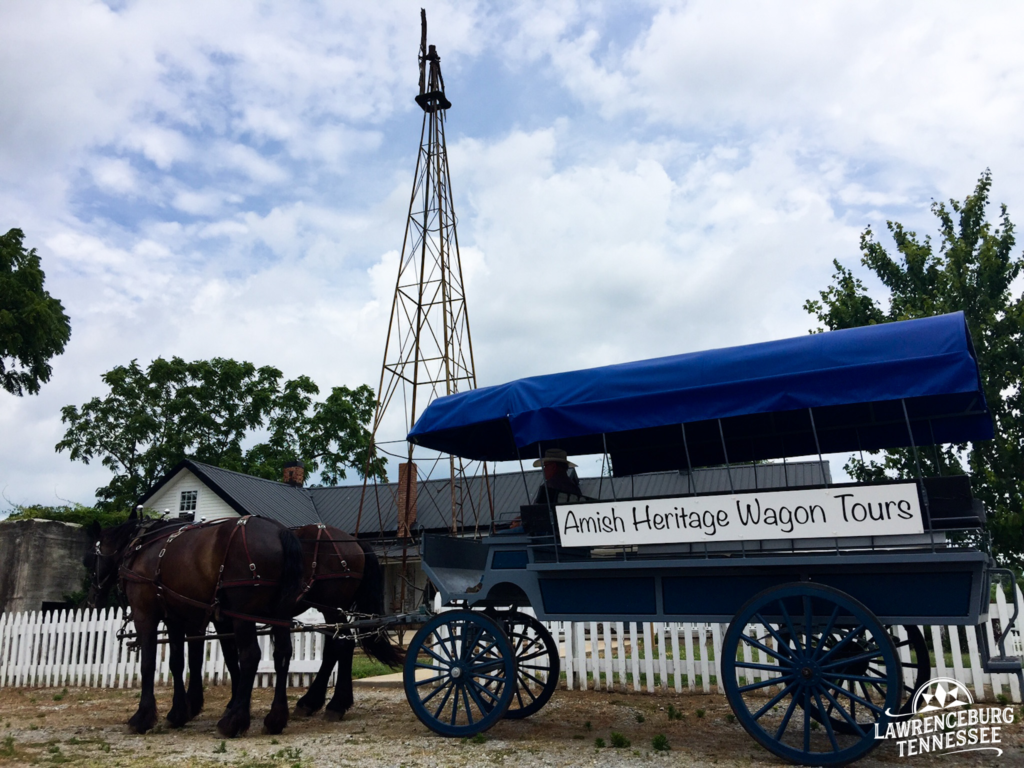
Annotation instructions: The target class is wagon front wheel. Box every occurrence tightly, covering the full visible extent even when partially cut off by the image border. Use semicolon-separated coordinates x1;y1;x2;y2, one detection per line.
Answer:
403;610;516;737
722;582;901;766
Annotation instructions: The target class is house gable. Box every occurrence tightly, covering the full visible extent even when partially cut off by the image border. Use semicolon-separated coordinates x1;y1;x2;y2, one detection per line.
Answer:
140;467;239;521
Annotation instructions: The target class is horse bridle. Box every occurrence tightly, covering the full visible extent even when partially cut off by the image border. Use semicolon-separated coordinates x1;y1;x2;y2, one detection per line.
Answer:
90;539;121;598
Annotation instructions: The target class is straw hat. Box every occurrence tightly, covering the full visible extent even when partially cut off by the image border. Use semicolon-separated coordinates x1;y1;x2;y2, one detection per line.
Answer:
532;448;577;468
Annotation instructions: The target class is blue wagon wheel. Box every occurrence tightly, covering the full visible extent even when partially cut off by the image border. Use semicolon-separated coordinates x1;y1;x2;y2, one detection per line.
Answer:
403;610;516;737
498;612;560;719
722;583;901;766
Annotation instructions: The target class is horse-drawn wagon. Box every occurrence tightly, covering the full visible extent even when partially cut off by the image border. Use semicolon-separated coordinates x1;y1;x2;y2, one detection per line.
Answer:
400;312;1022;765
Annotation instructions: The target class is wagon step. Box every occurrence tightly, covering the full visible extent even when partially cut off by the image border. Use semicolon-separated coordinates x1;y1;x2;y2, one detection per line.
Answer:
979;568;1024;689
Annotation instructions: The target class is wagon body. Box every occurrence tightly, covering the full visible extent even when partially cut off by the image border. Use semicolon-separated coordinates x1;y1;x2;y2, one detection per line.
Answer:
401;313;1021;765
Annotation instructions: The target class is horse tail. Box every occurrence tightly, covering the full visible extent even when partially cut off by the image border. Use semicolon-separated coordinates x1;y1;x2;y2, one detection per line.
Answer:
275;526;305;617
353;542;405;667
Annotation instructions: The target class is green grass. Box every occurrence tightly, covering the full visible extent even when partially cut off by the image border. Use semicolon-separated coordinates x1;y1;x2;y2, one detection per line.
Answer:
610;732;631;749
352;655;397;679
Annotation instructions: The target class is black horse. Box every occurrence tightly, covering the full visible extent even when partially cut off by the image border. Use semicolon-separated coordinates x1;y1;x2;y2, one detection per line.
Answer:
87;512;304;737
289;524;405;720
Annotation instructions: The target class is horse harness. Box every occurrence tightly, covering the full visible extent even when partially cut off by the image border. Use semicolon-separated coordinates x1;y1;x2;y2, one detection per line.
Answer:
117;516;293;627
298;524;363;611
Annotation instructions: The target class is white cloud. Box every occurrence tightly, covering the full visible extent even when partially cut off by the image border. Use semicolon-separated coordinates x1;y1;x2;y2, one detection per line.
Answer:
1;1;1022;506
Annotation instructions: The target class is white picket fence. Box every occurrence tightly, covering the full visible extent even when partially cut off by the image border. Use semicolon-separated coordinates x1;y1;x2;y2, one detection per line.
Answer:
2;586;1022;702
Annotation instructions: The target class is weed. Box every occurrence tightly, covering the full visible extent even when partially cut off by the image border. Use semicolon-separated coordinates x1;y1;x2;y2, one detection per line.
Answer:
270;738;279;745
214;740;227;754
594;737;606;748
610;732;631;749
274;746;302;760
1;736;14;756
725;714;736;724
996;693;1009;706
695;708;706;719
101;743;111;753
52;688;68;702
811;720;820;731
571;734;584;740
652;734;670;752
29;725;39;731
667;704;684;721
584;720;592;731
635;711;645;723
469;734;487;745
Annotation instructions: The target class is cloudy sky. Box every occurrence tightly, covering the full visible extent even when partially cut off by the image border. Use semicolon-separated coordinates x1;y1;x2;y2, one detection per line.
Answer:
2;0;1023;507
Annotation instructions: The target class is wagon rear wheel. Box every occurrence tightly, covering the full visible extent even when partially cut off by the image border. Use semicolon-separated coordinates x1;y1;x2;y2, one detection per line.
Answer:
498;612;560;719
722;582;901;766
403;610;516;737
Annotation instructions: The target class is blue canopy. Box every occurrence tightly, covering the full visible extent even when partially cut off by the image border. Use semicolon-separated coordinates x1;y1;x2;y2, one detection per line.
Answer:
408;312;993;474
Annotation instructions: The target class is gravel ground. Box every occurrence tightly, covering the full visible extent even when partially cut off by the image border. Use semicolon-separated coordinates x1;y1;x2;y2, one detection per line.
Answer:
0;685;1021;767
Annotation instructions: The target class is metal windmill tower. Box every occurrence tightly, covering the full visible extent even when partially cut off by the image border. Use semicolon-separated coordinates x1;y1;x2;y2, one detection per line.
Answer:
359;10;483;540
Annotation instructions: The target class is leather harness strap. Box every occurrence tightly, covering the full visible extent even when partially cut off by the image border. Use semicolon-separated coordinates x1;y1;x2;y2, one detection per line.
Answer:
118;516;289;625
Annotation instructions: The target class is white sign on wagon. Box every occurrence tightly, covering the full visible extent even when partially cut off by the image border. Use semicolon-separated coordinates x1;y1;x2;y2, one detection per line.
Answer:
555;482;925;548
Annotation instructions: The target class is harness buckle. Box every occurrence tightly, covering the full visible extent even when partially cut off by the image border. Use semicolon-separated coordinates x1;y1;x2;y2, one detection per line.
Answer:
158;549;166;558
249;563;256;571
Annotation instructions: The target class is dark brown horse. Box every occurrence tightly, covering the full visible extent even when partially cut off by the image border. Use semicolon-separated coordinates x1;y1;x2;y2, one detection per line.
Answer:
87;512;304;737
289;524;405;720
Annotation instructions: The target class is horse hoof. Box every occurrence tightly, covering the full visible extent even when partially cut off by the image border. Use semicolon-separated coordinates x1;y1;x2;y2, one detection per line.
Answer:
216;715;249;738
263;713;288;735
127;711;157;734
293;702;321;718
166;711;188;729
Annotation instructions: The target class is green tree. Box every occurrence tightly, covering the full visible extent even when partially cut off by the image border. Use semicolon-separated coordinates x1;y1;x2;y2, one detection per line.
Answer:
56;356;382;510
805;170;1024;566
0;228;71;395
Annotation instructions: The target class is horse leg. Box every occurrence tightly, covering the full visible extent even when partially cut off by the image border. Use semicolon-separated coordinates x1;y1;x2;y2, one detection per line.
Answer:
217;621;258;738
324;634;355;721
295;610;341;717
127;612;160;734
263;625;292;734
215;618;241;716
186;629;207;719
165;620;192;728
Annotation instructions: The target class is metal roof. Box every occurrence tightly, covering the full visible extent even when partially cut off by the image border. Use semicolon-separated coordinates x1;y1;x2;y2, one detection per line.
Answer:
144;460;829;536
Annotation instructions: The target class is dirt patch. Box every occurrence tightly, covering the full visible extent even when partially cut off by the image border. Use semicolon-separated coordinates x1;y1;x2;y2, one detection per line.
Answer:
0;686;1020;767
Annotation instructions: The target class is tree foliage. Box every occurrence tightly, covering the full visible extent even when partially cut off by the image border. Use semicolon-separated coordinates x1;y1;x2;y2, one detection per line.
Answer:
2;502;133;531
0;228;71;396
805;170;1024;566
56;357;383;511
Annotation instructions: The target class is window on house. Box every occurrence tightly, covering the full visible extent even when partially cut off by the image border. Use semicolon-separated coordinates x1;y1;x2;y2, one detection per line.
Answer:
180;490;198;512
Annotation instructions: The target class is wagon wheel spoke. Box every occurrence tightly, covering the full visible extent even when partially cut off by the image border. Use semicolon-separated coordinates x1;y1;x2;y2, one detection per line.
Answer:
814;691;841;753
813;606;841;657
820;684;867;737
751;680;798;720
773;688;801;741
818;624;867;664
755;614;797;658
738;674;795;694
778;602;802;655
802;689;811;754
822;680;885;715
414;673;448;687
432;680;456;718
739;632;791;664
